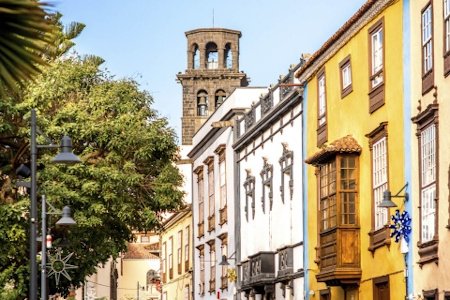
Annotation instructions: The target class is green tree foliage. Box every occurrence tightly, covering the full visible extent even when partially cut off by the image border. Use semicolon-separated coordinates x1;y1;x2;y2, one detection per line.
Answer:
0;58;184;297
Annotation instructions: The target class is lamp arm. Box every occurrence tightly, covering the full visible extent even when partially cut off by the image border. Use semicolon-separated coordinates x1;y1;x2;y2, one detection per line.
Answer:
392;183;408;197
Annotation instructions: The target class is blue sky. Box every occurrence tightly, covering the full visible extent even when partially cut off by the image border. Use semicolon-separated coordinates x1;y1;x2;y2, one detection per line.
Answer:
56;0;366;142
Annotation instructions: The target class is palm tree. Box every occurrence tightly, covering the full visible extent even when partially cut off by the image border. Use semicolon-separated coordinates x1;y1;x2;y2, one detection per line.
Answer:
0;0;54;94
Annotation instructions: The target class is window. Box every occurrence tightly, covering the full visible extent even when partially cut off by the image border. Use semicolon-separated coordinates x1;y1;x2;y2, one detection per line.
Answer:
423;289;438;300
367;123;390;251
260;157;273;212
162;242;167;283
320;160;337;231
420;124;436;243
412;103;438;266
225;43;233;69
339;55;353;98
243;170;256;220
184;226;190;271
215;145;227;225
193;44;200;69
208;241;216;293
197;90;208;116
219;235;228;290
279;143;294;203
320;289;331;300
206;42;218;69
372;137;388;230
422;4;434;93
205;156;215;232
215;89;226;108
373;276;390;300
317;69;327;146
178;230;183;274
198;246;205;295
444;0;450;75
168;236;173;279
368;18;385;113
195;166;205;238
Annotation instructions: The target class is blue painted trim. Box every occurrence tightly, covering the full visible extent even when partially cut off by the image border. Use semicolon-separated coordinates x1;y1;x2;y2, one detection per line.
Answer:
402;0;413;297
302;85;310;300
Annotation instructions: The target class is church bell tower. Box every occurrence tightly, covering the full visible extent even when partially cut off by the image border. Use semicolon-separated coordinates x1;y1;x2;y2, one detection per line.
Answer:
177;28;248;145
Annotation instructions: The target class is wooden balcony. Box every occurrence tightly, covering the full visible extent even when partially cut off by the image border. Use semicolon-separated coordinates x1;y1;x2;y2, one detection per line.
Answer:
208;214;215;232
316;228;361;286
219;206;227;225
220;275;228;290
209;279;216;293
198;222;204;238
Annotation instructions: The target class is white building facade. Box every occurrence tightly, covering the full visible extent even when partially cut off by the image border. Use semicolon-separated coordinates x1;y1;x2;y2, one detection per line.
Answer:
189;87;267;300
233;63;305;300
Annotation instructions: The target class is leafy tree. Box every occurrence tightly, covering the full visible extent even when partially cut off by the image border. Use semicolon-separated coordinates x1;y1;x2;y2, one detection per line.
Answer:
0;0;55;94
0;57;184;297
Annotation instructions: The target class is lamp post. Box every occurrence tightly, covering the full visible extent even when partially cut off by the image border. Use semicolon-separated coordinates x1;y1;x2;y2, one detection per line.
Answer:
27;109;81;300
379;183;411;300
40;195;76;300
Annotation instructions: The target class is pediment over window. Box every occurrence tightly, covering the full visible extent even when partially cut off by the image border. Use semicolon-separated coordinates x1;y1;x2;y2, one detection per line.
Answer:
305;135;362;166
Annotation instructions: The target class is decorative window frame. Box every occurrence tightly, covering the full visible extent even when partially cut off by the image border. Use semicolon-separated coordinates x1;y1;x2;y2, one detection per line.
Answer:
204;156;215;233
243;169;256;221
194;165;205;239
339;55;353;98
184;225;190;271
421;2;435;94
162;241;167;283
177;230;183;275
218;233;228;291
317;68;327;146
423;289;438;300
412;103;439;266
260;157;273;212
215;144;227;226
368;17;385;113
197;244;205;296
444;0;450;75
207;239;216;294
168;236;174;279
319;288;331;300
279;143;294;203
372;275;390;299
366;122;391;252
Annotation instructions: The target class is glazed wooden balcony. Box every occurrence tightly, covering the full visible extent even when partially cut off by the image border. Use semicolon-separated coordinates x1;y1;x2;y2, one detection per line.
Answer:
316;227;361;286
277;246;293;280
198;221;204;238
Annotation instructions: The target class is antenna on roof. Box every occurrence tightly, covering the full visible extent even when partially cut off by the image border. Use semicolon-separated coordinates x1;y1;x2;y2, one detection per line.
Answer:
212;8;215;28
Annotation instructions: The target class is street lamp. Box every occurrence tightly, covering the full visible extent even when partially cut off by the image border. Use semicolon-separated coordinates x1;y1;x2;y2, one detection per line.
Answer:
378;182;411;300
19;109;81;300
40;196;76;300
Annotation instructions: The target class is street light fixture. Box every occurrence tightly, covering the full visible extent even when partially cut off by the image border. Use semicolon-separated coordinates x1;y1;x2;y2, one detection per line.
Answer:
24;109;81;300
219;253;236;266
378;182;409;208
378;182;411;300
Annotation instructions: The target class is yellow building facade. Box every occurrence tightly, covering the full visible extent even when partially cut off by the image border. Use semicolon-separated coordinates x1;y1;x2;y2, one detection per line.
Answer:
410;0;450;298
160;208;193;300
297;0;409;299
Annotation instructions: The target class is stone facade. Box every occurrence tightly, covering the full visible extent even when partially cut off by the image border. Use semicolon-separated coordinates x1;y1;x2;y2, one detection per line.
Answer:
177;28;248;145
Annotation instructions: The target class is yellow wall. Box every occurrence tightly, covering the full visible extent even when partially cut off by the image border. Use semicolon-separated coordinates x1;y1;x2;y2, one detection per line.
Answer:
304;1;406;299
410;0;450;297
161;211;193;300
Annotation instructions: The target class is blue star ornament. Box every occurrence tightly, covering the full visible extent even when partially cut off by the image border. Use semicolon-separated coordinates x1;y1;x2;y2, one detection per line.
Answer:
389;209;412;243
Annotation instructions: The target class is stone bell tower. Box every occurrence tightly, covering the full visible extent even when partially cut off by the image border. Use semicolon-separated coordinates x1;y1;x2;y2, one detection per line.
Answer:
177;28;249;145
